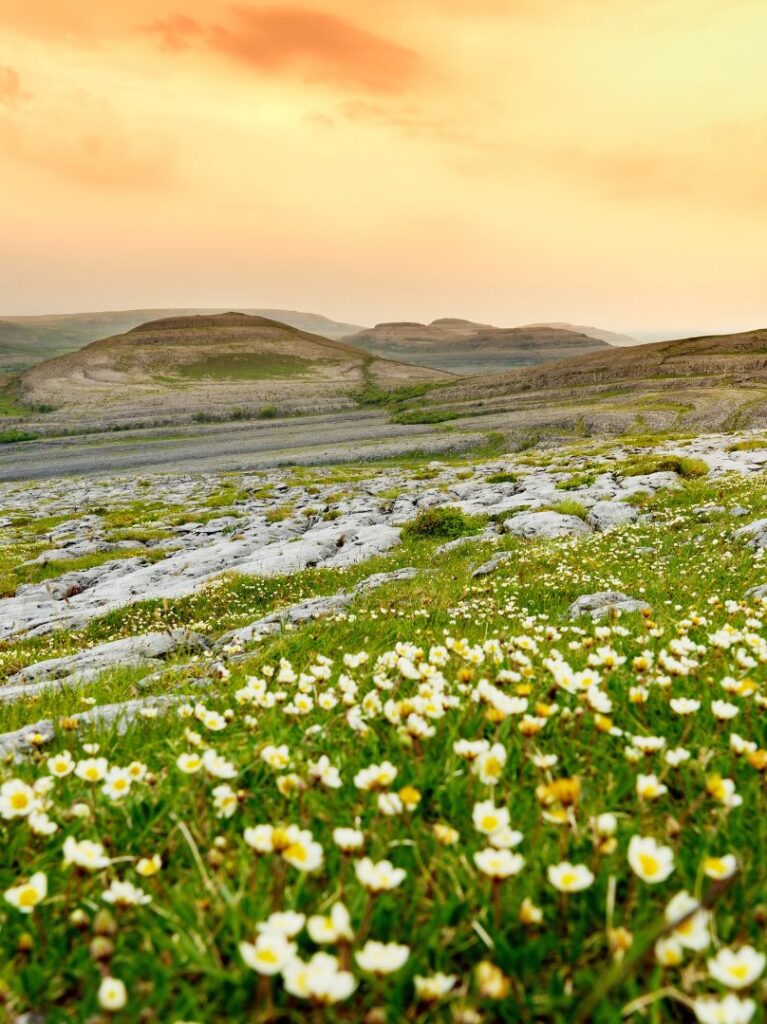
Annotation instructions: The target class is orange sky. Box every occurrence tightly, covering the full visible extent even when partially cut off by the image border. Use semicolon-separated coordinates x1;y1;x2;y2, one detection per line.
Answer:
1;0;766;333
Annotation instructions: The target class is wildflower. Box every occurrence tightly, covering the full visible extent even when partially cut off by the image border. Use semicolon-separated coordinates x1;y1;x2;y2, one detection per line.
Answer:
476;961;510;999
257;911;306;937
332;827;364;852
636;774;668;800
655;935;685;966
307;902;353;944
519;897;543;925
136;855;162;877
354;761;398;791
434;823;460;845
63;836;111;871
703;854;738;880
628;835;675;883
4;872;47;913
202;749;237;779
665;891;710;950
176;753;203;774
212;784;239;818
547;862;595;892
693;995;756;1024
102;880;151;907
474;848;525;879
708;946;766;989
283;834;324;872
102;767;132;800
47;751;75;777
355;940;409;974
474;743;507;785
0;779;37;819
240;931;297;976
283;952;356;1004
706;775;742;809
355;857;406;892
75;757;108;783
414;973;457;1003
98;977;127;1012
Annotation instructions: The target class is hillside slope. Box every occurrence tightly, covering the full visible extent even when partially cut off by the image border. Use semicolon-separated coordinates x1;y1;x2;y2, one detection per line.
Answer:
0;308;366;371
18;313;449;426
344;319;611;374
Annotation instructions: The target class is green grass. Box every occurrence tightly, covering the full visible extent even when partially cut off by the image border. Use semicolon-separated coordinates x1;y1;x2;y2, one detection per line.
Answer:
176;353;312;381
619;454;710;479
400;506;485;541
3;453;767;1021
0;429;40;443
541;498;589;520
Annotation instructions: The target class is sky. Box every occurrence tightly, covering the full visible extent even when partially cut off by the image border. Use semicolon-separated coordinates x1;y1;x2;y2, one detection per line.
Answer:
1;0;765;335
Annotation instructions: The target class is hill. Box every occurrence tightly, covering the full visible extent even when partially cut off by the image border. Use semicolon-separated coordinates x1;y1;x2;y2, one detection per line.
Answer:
0;308;365;372
17;313;450;427
386;327;767;440
343;319;613;374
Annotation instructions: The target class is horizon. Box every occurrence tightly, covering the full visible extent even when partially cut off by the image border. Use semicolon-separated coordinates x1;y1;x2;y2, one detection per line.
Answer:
1;0;765;333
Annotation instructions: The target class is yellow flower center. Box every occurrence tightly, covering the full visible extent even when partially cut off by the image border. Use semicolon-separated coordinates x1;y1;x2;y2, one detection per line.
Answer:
10;793;29;810
18;886;39;907
639;853;659;877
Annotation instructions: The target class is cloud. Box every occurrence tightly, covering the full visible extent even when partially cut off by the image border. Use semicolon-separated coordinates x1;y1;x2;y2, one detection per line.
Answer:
0;66;31;108
145;5;422;94
0;84;173;188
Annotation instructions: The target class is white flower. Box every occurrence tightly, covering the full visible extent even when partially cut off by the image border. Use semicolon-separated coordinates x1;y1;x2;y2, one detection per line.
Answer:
257;911;306;938
472;800;510;836
29;810;58;836
47;751;75;777
283;952;356;1004
693;994;756;1024
414;972;456;1002
708;946;766;990
176;752;203;774
240;931;297;975
75;757;108;783
4;872;47;913
355;940;409;975
332;827;364;852
202;749;237;779
474;744;507;785
655;935;684;966
665;890;710;950
0;779;37;819
474;848;525;880
354;761;398;791
212;784;238;819
307;902;353;944
636;774;668;800
547;862;595;893
354;857;406;892
711;700;739;720
670;698;700;715
594;813;618;837
98;977;127;1012
283;834;324;872
627;835;675;883
102;880;151;907
703;854;738;880
63;836;111;871
102;767;132;800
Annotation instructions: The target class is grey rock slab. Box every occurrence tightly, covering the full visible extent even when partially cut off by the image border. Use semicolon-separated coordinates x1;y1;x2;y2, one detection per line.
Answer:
502;511;592;539
568;591;651;620
0;695;189;758
472;553;511;578
745;584;767;599
2;629;208;700
586;501;639;532
217;567;417;648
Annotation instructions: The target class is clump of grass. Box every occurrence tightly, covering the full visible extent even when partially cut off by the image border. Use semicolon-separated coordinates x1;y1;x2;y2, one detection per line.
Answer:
727;438;767;452
0;429;40;443
620;454;709;479
401;506;484;541
556;471;597;490
542;499;589;520
391;409;458;425
485;471;518;484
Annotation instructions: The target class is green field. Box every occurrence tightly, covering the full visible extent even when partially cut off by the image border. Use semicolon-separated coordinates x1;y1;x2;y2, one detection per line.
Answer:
0;452;766;1022
176;353;314;381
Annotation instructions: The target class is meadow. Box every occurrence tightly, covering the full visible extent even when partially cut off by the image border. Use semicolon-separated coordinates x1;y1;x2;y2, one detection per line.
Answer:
1;440;766;1023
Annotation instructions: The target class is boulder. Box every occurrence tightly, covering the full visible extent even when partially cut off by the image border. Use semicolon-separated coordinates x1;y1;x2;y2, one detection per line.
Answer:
586;501;639;532
502;511;591;539
568;591;651;620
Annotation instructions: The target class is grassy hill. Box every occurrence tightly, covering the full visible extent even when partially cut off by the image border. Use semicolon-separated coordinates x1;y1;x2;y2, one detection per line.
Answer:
0;308;366;372
344;319;614;374
16;313;450;427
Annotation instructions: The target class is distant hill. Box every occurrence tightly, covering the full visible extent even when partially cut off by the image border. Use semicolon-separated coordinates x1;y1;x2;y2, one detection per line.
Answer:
0;308;366;372
343;319;614;374
18;313;450;425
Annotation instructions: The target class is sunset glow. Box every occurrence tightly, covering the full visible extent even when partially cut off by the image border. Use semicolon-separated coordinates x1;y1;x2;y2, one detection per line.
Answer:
1;0;765;332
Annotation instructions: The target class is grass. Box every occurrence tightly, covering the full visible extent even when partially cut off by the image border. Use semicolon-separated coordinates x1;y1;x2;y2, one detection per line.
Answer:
2;445;767;1021
0;429;40;443
541;499;589;520
400;506;485;541
175;353;312;381
619;454;710;479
